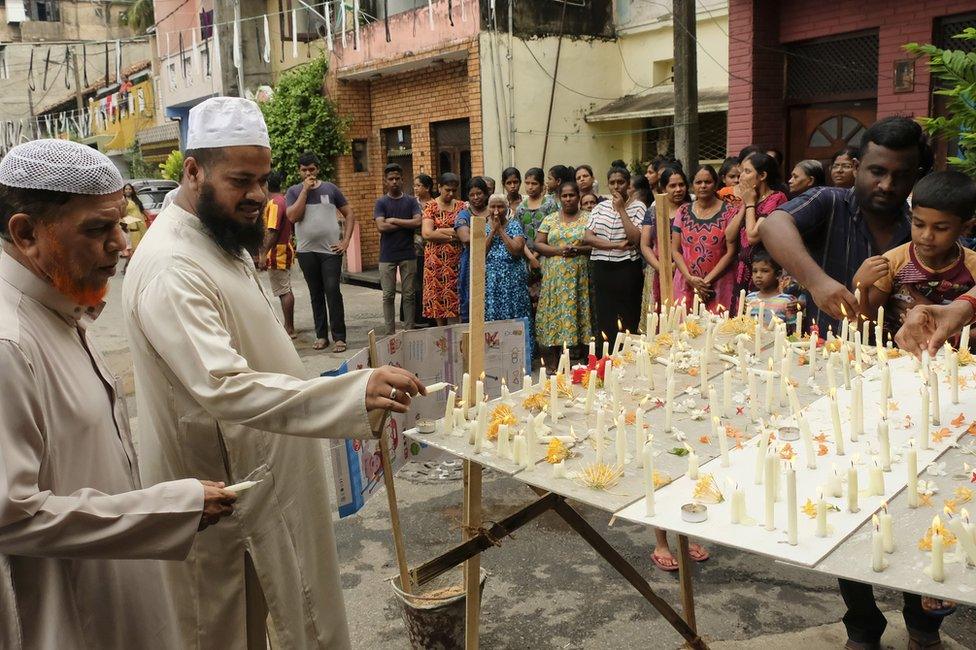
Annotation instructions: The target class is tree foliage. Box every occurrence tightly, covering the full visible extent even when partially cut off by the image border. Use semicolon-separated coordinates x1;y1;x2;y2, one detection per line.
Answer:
120;0;154;32
905;29;976;176
159;149;183;181
259;56;349;186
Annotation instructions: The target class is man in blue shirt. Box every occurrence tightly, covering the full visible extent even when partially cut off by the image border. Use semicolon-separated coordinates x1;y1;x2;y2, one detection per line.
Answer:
374;163;422;335
760;117;950;650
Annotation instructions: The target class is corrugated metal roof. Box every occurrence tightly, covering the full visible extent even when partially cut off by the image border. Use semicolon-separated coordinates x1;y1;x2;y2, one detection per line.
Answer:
585;86;728;122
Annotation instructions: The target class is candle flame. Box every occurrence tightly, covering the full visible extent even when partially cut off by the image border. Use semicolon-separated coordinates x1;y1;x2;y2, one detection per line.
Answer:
501;377;507;386
479;371;486;380
932;515;942;532
943;506;953;518
601;331;608;342
963;508;970;523
839;303;848;318
617;318;623;331
872;513;879;528
882;501;888;514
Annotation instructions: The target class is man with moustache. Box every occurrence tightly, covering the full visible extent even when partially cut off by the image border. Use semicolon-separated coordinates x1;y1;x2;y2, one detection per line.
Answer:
122;97;425;648
0;139;236;649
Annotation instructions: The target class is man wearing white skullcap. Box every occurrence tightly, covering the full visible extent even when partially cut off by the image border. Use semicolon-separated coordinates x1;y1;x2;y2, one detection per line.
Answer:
0;139;236;649
123;97;424;648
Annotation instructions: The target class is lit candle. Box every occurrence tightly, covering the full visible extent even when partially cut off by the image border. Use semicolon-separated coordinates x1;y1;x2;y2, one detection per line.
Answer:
501;378;510;403
748;371;759;421
643;440;655;517
851;377;863;441
615;414;627;466
951;351;960;405
538;360;547;386
715;416;729;467
723;371;733;417
868;460;884;496
558;343;570;376
595;409;606;464
474;402;487;453
962;324;971;351
796;306;803;334
687;446;699;480
930;516;945;583
755;423;769;484
601;333;610;359
871;515;884;572
907;442;919;508
460;372;471;420
829;463;843;498
830;389;845;456
441;389;456;435
840;312;849;344
949;509;976;566
878;416;891;471
523;374;533;392
816;488;828;537
928;368;940;426
807;331;818;371
730;481;743;524
919;384;930;450
764;452;777;531
847;459;859;513
880;503;894;553
786;462;797;545
799;417;817;469
475;374;484;411
584;370;597;414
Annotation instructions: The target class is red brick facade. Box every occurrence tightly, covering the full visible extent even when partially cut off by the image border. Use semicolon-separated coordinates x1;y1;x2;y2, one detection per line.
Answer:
728;0;976;156
327;39;483;269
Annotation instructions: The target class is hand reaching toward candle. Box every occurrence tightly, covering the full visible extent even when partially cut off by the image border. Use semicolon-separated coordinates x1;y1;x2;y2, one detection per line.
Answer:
852;255;889;290
198;480;237;531
366;366;427;413
895;299;973;357
808;276;858;322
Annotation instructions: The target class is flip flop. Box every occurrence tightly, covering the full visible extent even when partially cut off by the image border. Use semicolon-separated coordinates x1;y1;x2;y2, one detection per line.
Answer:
651;552;679;572
333;341;347;353
688;543;710;562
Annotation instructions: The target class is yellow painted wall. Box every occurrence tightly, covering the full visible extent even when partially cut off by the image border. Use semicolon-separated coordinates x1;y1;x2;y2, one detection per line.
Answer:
92;79;158;154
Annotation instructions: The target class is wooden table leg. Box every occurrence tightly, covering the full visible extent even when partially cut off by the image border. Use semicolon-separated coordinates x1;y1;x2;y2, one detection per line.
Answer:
676;534;698;639
463;460;483;649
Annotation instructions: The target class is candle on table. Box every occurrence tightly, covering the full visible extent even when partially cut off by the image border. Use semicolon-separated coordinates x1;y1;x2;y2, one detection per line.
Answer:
851;377;863;441
460;372;471;419
737;337;748;382
830;389;845;456
715;416;729;467
880;503;894;553
473;402;487;453
601;333;610;359
951;351;960;405
816;488;828;537
441;389;456;435
827;353;837;393
730;482;743;524
779;350;790;407
799;417;817;469
878;416;891;471
949;509;976;566
787;462;798;545
611;365;623;410
930;516;945;583
748;371;759;421
764;452;777;531
853;330;864;368
737;289;746;317
847;459;859;513
787;384;801;416
699;352;708;395
634;411;646;466
840;312;849;344
928;368;940;426
538;360;547;386
595;409;606;464
763;359;774;415
523;374;533;392
549;373;561;420
512;433;525;465
558;343;570;376
841;343;852;389
552;460;566;478
876;306;885;345
962;324;972;351
807;332;817;370
919;384;930;450
796;306;803;334
664;371;675;432
584;370;597;414
829;464;843;498
500;378;510;403
754;310;763;356
871;515;884;572
475;374;484;410
588;338;596;359
615;414;628;466
723;371;733;417
755;423;770;484
708;387;719;423
643;440;655;517
880;367;890;419
496;424;511;459
861;318;870;349
687;446;699;480
907;442;919;508
868;460;884;496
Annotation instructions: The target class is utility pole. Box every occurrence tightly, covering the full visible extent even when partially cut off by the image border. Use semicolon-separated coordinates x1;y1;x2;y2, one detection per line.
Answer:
70;46;84;113
673;0;699;171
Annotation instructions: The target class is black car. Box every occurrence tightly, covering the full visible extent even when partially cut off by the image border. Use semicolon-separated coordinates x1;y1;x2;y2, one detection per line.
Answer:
129;179;178;225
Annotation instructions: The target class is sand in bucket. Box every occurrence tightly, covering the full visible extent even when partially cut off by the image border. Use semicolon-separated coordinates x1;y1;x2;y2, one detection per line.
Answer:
391;567;488;650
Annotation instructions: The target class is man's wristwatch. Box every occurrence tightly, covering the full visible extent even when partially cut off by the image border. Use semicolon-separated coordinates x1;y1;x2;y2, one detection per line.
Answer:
952;294;976;326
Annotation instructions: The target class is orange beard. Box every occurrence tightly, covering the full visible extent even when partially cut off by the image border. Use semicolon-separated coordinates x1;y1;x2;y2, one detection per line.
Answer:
44;237;109;308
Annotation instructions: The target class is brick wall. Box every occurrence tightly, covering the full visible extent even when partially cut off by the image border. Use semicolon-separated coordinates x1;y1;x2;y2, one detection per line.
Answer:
727;0;976;153
329;39;482;269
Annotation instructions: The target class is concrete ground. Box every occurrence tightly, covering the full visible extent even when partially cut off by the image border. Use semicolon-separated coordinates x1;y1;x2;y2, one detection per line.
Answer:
89;266;976;649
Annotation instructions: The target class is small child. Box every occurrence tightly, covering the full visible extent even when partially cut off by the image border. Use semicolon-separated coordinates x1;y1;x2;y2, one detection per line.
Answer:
745;250;804;330
854;171;976;329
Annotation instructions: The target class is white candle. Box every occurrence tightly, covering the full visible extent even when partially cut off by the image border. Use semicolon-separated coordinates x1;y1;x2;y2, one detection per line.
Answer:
919;384;930;450
871;515;884;572
807;332;817;370
851;377;863;441
930;516;945;583
615;414;627;466
687;447;699;480
425;381;451;393
460;372;471;419
763;364;774;415
764;453;776;531
611;366;622;411
649;313;659;339
951;351;960;405
880;366;890;418
525;415;538;463
928;368;940;426
861;318;870;349
786;463;797;545
878;417;891;471
588;338;596;359
664;372;675;432
737;289;746;317
830;389;845;456
634;411;646;466
523;374;533;392
854;330;864;368
840;314;849;345
755;423;769;484
441;389;456;435
225;479;259;493
737;337;748;382
829;464;843;498
513;433;527;467
730;483;743;524
748;371;759;421
962;323;971;351
538;362;547;386
816;488;828;537
584;370;597;414
474;402;487;453
841;344;851;389
699;353;708;396
754;312;763;356
907;443;919;508
714;416;729;467
643;440;655;517
496;424;511;459
847;460;859;513
558;344;570;376
475;377;484;410
602;337;610;358
553;460;566;478
868;460;884;496
707;387;719;423
787;383;801;416
500;379;510;403
595;410;606;464
779;351;790;407
880;504;894;554
799;417;817;469
876;305;885;345
949;510;976;566
827;353;837;393
723;371;733;417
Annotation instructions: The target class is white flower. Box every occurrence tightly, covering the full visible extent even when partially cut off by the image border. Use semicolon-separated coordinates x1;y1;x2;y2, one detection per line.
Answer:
672;429;687;442
684;386;701;397
917;479;939;496
926;461;947;477
733;392;747;405
688;409;706;421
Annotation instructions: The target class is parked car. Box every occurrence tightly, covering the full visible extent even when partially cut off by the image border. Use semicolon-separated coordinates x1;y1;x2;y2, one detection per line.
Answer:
129;179;178;226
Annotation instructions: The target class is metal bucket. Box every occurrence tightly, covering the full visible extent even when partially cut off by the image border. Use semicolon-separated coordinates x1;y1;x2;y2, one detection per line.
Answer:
390;568;488;650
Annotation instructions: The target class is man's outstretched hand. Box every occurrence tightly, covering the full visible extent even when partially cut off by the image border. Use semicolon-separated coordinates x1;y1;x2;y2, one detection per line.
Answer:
366;366;426;413
895;301;973;357
198;481;237;531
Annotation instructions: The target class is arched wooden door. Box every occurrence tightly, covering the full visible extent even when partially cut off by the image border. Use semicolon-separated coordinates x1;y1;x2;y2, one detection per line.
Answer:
788;102;875;169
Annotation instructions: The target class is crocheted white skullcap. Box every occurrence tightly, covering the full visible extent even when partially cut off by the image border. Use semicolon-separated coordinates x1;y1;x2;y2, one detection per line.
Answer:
0;139;123;195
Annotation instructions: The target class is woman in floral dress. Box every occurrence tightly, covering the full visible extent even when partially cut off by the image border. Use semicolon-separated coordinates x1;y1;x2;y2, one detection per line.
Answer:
535;181;592;368
484;194;530;323
421;173;465;324
454;177;491;322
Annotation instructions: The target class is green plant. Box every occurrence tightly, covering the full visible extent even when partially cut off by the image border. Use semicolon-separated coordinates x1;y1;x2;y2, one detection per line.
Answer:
120;0;154;31
125;143;156;178
905;29;976;176
159;149;184;181
260;56;349;185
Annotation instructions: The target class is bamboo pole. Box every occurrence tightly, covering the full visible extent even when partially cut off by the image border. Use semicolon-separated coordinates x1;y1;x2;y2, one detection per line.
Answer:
654;192;675;307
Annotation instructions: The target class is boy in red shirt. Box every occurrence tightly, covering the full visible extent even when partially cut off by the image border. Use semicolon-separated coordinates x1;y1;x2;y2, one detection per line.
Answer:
259;171;296;337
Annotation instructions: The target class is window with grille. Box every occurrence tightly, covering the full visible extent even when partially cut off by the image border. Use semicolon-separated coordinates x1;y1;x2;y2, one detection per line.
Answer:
785;31;878;102
641;111;728;166
938;13;976;51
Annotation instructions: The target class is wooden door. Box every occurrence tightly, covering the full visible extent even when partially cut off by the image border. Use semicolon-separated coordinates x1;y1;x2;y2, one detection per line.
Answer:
788;102;876;169
432;119;471;198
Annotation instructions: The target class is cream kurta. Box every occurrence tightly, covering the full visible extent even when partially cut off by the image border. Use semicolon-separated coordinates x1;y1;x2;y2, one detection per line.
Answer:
0;254;204;649
122;204;374;649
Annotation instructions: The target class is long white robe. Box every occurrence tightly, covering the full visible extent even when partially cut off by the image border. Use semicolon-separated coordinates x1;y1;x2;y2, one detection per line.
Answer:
122;204;375;649
0;253;204;649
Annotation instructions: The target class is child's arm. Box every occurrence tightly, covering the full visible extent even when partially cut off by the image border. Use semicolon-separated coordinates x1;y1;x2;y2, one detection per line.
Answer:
852;255;891;322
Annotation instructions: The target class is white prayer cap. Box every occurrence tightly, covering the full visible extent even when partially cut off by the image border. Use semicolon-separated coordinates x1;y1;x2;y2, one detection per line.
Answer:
185;97;270;150
0;139;123;195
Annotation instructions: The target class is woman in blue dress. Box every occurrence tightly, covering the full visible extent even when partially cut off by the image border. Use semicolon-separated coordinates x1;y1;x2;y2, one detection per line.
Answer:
484;194;530;323
454;177;490;322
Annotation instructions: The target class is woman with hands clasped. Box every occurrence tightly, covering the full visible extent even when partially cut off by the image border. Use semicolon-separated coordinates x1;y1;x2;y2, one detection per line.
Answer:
483;194;531;325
